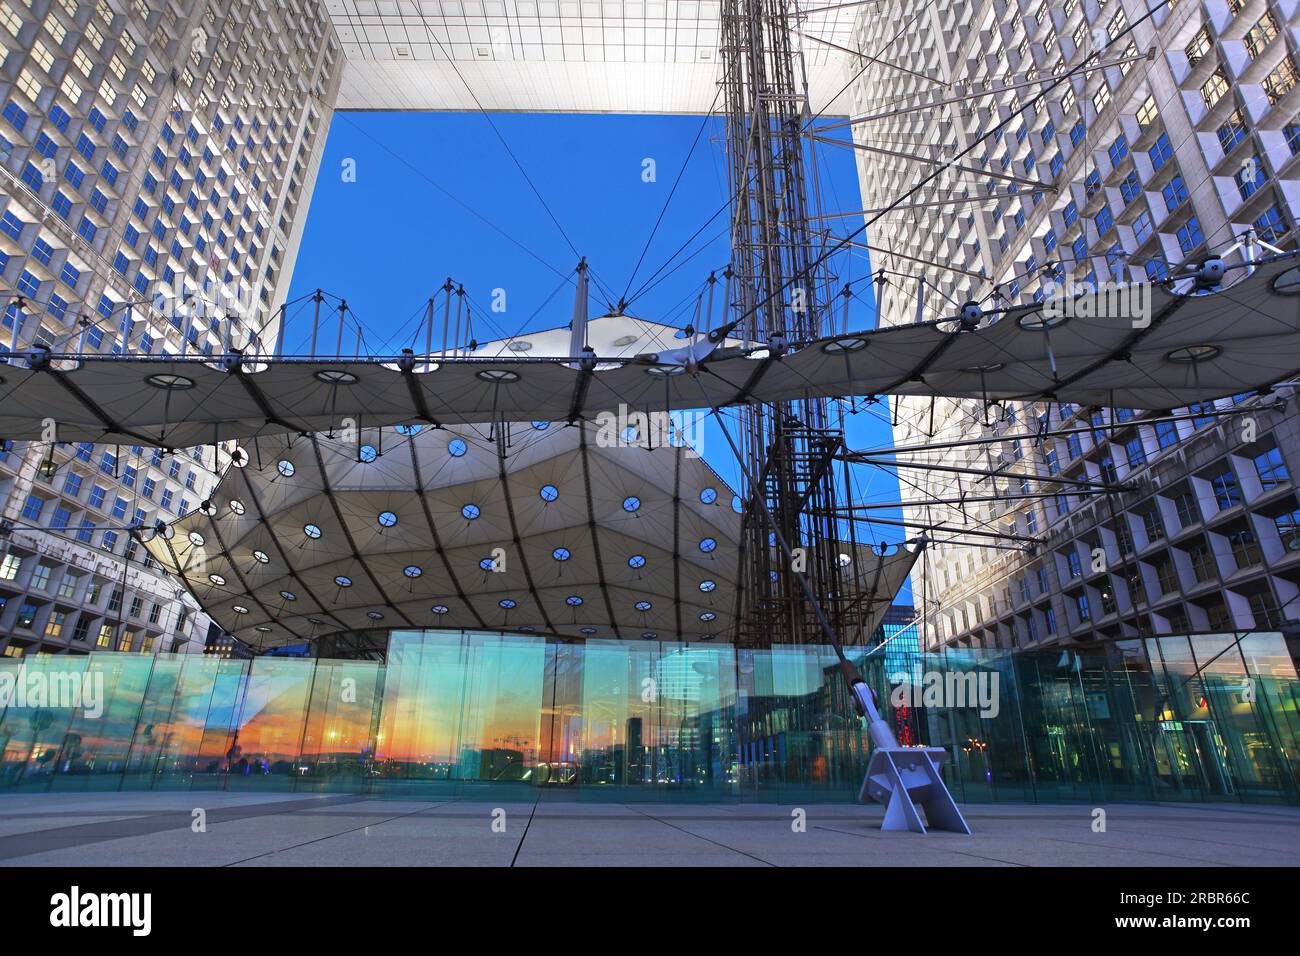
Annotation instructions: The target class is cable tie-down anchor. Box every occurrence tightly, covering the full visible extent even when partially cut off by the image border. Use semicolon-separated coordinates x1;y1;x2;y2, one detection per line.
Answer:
841;662;971;835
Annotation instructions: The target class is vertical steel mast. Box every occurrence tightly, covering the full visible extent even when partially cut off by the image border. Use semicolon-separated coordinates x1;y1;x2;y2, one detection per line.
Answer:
720;0;850;647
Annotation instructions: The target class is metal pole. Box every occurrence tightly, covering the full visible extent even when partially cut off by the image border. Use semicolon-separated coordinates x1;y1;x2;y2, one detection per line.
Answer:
309;290;323;357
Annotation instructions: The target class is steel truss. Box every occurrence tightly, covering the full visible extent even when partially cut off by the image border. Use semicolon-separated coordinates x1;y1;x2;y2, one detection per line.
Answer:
721;0;864;647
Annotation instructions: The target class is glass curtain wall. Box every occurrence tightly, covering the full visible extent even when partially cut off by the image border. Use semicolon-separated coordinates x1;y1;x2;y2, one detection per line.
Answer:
0;629;1296;804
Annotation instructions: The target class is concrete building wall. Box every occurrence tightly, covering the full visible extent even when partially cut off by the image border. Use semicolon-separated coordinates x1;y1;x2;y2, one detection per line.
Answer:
0;0;343;657
849;0;1300;648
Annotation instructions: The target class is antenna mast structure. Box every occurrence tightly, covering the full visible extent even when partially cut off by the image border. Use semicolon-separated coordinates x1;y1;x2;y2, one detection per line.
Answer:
720;0;859;647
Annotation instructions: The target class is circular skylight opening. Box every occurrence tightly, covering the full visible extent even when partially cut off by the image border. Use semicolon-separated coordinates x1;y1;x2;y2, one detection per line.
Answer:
962;362;1005;373
233;605;250;615
208;573;226;586
395;423;422;436
646;365;686;378
188;532;205;547
431;604;449;614
732;495;743;513
314;369;358;385
479;557;497;572
507;341;532;352
229;499;245;515
1018;308;1066;330
335;575;352;587
613;334;639;347
499;598;517;609
146;373;195;390
304;523;322;539
279;590;296;601
622;496;641;512
628;554;646;569
700;611;717;622
580;627;597;635
1272;265;1300;295
252;550;270;564
255;625;272;633
552;547;571;561
359;445;377;463
700;487;717;504
277;460;295;477
838;553;852;567
699;580;716;592
565;595;584;607
477;369;519;383
822;336;868;354
367;611;384;621
462;503;481;520
448;438;467;457
378;511;398;527
403;565;422;578
634;600;652;611
540;484;559;502
699;537;717;553
1165;344;1221;364
642;631;657;640
532;420;550;430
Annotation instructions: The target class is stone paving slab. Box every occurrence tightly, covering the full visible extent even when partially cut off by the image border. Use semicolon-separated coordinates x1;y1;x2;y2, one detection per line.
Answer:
0;793;1296;866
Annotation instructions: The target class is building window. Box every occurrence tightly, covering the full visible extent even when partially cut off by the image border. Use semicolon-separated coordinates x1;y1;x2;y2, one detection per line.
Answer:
20;494;45;522
1125;437;1147;469
1185;26;1212;65
29;562;53;590
1264;57;1300;104
1154;558;1178;594
1201;69;1230;108
1235;156;1266;200
1244;12;1279;59
1216;112;1248;156
1162;176;1188;212
1211;470;1242;509
1190;542;1216;582
1176;216;1204;253
1229;528;1262;569
1148;133;1173;171
16;602;38;629
44;612;65;638
1274;509;1300;551
1255;448;1289;490
1141;509;1164;543
1254;205;1287;243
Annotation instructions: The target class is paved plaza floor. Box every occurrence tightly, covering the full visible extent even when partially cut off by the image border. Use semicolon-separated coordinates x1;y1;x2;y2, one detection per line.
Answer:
0;792;1296;866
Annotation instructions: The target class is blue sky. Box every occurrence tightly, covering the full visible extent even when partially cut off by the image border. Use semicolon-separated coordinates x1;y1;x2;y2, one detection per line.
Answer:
288;112;907;550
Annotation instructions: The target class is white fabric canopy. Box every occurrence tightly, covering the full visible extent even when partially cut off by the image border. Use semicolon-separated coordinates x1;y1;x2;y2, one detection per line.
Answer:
143;421;917;649
5;258;1299;447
